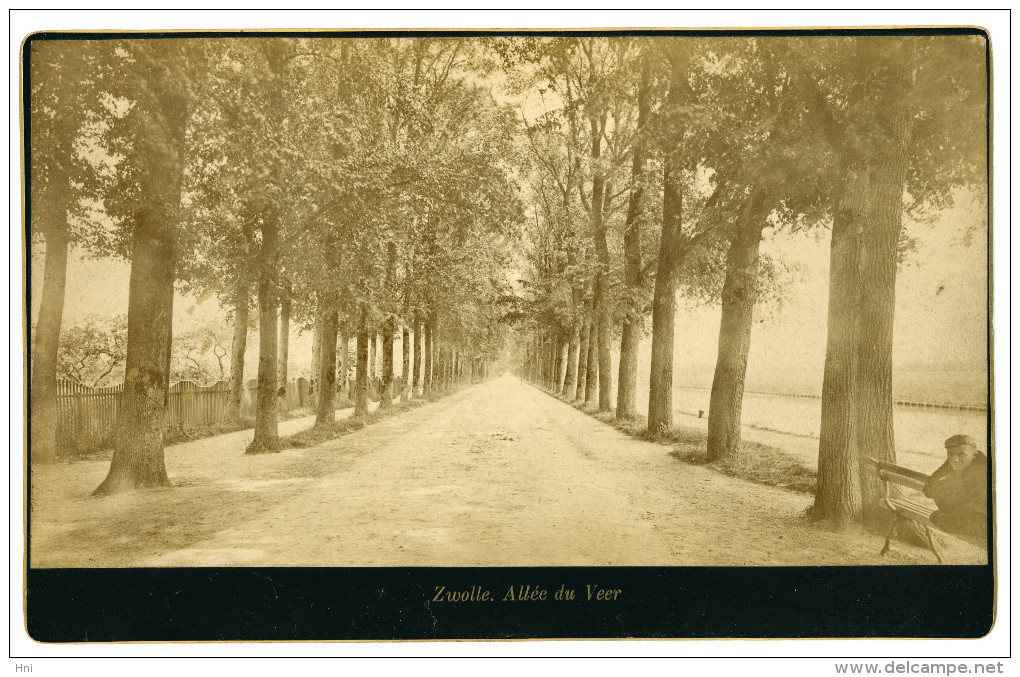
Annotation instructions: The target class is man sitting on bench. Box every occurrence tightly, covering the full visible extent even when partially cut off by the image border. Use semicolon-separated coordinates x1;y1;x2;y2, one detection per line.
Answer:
923;434;987;540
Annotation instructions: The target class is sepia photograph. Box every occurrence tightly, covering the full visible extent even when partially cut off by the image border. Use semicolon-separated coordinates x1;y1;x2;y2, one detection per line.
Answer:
21;22;995;643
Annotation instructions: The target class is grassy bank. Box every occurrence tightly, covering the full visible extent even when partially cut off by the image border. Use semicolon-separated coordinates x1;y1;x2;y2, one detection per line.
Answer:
283;399;423;448
280;387;468;449
542;386;816;495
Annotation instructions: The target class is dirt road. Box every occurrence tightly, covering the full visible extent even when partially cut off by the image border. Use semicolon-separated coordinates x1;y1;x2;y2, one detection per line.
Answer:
29;376;982;567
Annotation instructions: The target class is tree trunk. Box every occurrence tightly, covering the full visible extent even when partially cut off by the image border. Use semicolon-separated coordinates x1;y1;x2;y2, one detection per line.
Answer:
443;341;450;390
355;302;369;417
369;332;377;398
545;337;554;389
590;114;614;413
855;179;903;526
552;334;565;393
815;48;910;530
277;289;290;392
575;311;590;401
380;320;394;409
584;316;599;406
423;319;434;396
94;210;175;494
707;190;767;461
380;240;396;407
337;330;349;401
813;165;866;528
245;211;280;456
647;155;683;433
401;323;411;400
444;347;450;389
315;305;338;426
413;315;423;397
436;346;444;391
442;347;450;391
562;324;579;397
540;339;547;388
225;280;249;421
539;340;546;387
30;228;68;464
856;59;910;528
616;318;640;420
616;52;650;421
310;317;321;404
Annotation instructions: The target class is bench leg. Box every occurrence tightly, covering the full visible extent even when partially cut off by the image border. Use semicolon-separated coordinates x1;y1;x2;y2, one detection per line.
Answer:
923;526;944;564
879;515;898;556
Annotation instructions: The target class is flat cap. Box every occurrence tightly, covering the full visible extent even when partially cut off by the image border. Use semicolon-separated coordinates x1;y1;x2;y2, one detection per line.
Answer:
945;434;976;449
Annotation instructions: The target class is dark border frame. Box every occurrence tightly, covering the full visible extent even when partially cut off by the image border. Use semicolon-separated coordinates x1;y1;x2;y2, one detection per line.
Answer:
20;26;996;645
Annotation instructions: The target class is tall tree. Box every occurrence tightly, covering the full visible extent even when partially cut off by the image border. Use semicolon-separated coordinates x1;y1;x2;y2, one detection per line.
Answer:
706;189;769;458
242;41;298;456
646;47;693;432
807;36;986;527
645;40;738;434
245;199;282;455
225;279;251;421
93;39;207;494
616;48;652;420
355;302;370;416
380;241;397;409
315;305;339;425
574;301;590;401
703;39;829;461
278;280;292;389
413;314;424;396
646;138;682;431
28;39;100;463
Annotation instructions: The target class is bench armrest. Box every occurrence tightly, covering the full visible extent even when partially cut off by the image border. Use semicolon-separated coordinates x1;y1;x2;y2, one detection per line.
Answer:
866;457;930;492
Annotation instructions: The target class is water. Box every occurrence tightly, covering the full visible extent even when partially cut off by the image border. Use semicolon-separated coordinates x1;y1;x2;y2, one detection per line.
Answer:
671;387;989;459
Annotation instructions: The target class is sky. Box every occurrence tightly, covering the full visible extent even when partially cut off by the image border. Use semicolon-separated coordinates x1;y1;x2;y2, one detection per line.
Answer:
671;191;989;402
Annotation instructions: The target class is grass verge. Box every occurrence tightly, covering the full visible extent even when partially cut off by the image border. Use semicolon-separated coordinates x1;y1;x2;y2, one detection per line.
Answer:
540;385;816;495
62;394;418;460
164;417;256;446
161;400;346;447
280;388;457;449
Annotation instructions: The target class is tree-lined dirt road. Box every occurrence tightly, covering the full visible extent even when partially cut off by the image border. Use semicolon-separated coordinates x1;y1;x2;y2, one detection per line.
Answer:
30;376;983;568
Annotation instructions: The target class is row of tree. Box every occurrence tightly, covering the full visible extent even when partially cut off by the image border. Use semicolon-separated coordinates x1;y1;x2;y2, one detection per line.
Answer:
511;35;985;529
29;37;519;494
49;312;429;397
28;33;986;530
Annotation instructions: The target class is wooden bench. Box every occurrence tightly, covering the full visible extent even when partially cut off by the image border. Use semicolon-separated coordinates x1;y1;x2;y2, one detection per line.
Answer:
865;457;946;563
866;457;988;564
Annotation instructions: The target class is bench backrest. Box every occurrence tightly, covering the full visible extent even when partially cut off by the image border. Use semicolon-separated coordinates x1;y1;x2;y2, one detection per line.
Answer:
864;457;929;493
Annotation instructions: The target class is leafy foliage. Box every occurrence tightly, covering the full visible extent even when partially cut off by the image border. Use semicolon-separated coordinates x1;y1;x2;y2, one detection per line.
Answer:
55;315;127;387
171;322;232;383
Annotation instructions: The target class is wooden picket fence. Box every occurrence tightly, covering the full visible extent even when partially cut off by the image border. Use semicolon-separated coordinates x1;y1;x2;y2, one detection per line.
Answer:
167;380;232;429
55;380;124;453
55;376;310;453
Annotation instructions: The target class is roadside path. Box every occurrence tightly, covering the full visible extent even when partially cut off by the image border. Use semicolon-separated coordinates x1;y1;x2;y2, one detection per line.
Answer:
30;377;981;567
